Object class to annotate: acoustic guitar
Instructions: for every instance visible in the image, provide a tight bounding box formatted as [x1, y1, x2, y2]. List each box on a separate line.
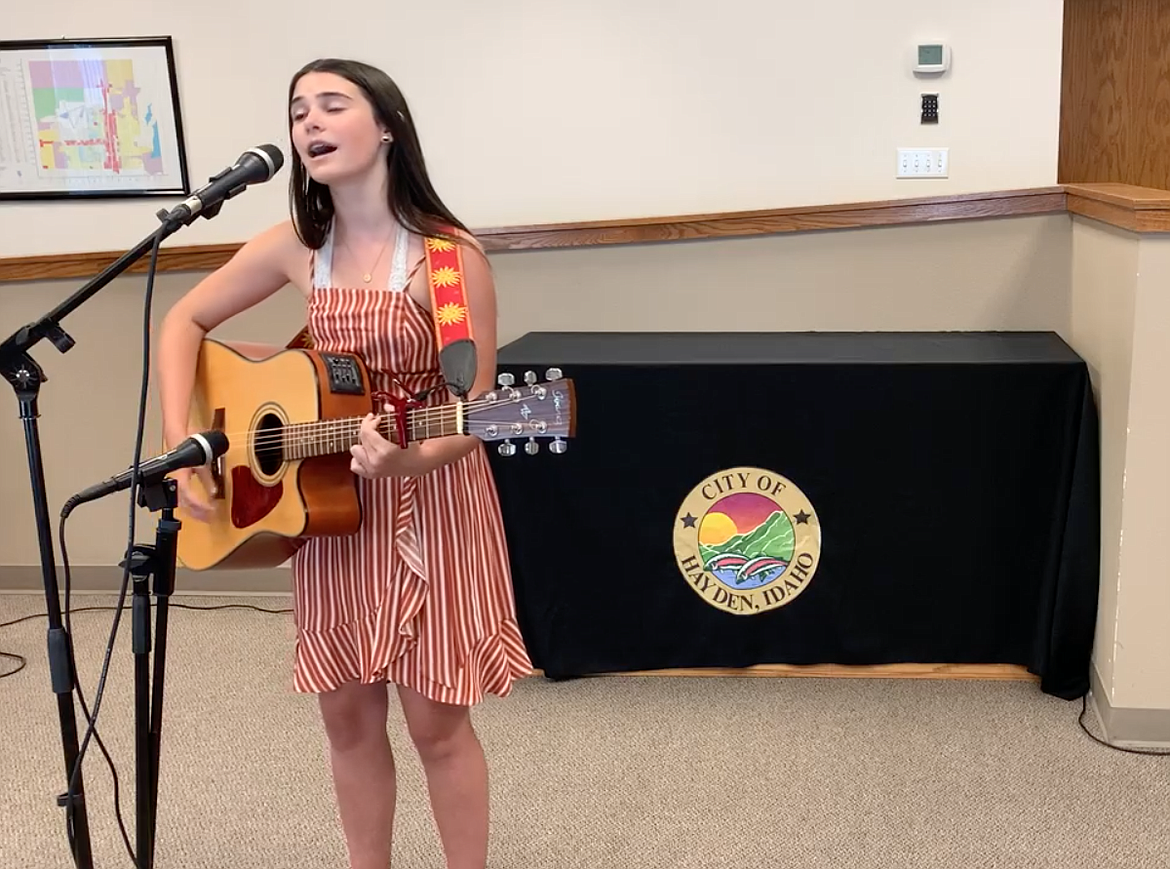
[173, 337, 575, 571]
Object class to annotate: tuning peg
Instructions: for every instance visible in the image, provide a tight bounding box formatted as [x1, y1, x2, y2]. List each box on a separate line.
[497, 373, 514, 387]
[498, 440, 516, 457]
[525, 437, 540, 455]
[545, 367, 562, 381]
[524, 370, 538, 385]
[550, 437, 567, 455]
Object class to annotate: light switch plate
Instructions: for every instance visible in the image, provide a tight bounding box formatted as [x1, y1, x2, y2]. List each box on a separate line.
[897, 148, 948, 178]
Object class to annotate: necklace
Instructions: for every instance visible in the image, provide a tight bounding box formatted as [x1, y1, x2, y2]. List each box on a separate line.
[343, 228, 394, 284]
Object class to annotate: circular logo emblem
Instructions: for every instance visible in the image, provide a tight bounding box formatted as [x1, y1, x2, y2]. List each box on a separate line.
[673, 467, 821, 615]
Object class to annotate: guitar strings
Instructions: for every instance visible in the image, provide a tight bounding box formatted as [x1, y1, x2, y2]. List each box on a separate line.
[238, 395, 519, 446]
[209, 392, 565, 450]
[247, 419, 557, 456]
[211, 397, 499, 445]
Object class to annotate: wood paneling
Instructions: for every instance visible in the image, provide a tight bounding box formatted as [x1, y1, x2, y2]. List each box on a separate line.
[0, 187, 1066, 283]
[1060, 0, 1170, 188]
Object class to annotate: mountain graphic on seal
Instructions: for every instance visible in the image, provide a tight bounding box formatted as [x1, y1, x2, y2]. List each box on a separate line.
[698, 493, 795, 590]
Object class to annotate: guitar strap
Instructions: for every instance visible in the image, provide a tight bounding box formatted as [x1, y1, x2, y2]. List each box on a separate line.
[286, 229, 478, 397]
[421, 234, 477, 398]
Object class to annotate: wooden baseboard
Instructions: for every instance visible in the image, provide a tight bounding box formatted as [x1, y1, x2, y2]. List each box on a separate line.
[0, 567, 1036, 685]
[532, 663, 1037, 682]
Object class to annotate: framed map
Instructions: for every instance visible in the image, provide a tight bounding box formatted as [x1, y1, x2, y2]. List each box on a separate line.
[0, 36, 190, 200]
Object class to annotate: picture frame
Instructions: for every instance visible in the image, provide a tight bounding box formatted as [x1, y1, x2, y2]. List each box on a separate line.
[0, 36, 190, 200]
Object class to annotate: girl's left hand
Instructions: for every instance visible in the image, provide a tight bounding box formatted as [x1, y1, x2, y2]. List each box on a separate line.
[350, 406, 433, 478]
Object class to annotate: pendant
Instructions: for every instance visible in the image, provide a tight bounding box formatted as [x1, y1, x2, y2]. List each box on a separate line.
[362, 273, 372, 283]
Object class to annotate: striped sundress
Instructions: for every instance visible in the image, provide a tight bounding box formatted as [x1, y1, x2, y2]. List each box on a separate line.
[289, 221, 532, 705]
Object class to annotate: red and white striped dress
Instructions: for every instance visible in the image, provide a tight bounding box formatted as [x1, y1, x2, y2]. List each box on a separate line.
[289, 222, 532, 705]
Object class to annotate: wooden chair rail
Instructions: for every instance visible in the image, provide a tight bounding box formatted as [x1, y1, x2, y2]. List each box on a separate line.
[1, 183, 1165, 284]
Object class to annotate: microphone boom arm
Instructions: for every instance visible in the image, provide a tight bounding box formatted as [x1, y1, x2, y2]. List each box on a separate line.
[0, 213, 184, 374]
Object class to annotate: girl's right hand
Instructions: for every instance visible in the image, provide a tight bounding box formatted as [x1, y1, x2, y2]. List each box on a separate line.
[173, 465, 217, 522]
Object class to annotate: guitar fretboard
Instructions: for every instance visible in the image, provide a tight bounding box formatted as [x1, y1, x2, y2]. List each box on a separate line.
[276, 404, 465, 461]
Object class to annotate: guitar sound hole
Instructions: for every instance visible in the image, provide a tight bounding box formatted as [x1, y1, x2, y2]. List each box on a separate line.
[255, 412, 286, 476]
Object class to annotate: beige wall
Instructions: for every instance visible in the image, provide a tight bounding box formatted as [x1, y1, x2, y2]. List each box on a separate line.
[4, 208, 1169, 741]
[1067, 219, 1139, 705]
[1, 1, 1063, 258]
[488, 216, 1072, 341]
[0, 214, 1071, 569]
[1064, 216, 1170, 732]
[1117, 236, 1170, 708]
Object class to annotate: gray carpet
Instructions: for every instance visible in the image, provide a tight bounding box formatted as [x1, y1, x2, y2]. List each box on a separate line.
[2, 592, 1168, 868]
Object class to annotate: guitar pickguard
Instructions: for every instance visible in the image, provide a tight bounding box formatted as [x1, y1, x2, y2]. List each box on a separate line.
[231, 465, 283, 529]
[320, 353, 365, 396]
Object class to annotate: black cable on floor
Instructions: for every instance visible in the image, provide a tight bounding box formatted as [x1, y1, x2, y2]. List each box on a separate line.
[0, 603, 292, 683]
[1, 598, 1165, 868]
[1077, 692, 1170, 756]
[0, 598, 292, 865]
[0, 649, 25, 678]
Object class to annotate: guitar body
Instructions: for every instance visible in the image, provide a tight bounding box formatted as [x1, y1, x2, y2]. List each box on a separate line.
[175, 338, 372, 571]
[174, 335, 577, 571]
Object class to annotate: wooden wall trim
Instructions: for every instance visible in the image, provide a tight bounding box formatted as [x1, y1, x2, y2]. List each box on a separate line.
[0, 243, 246, 284]
[1, 183, 1165, 284]
[0, 187, 1066, 283]
[473, 186, 1066, 249]
[1065, 183, 1170, 233]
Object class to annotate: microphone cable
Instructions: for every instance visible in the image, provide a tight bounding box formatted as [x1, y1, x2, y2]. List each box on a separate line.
[53, 143, 285, 838]
[55, 222, 164, 867]
[0, 598, 293, 865]
[1, 143, 287, 868]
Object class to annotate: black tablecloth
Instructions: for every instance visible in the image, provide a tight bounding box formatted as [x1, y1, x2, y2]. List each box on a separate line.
[486, 331, 1100, 700]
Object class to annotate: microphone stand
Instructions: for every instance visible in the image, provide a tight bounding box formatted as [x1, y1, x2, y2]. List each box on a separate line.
[0, 205, 208, 869]
[121, 476, 181, 869]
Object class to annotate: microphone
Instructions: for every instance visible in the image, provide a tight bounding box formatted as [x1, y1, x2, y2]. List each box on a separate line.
[161, 144, 284, 227]
[62, 430, 229, 516]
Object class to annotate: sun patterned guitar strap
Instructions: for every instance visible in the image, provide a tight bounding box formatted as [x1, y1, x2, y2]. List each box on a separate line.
[420, 234, 477, 397]
[286, 229, 478, 398]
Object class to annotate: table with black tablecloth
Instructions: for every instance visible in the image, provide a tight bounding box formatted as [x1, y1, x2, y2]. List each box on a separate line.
[486, 331, 1100, 700]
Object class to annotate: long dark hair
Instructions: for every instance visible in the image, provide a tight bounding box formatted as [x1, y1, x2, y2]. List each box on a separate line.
[287, 58, 471, 249]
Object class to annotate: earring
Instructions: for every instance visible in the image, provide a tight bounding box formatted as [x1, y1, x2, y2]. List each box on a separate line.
[381, 133, 391, 143]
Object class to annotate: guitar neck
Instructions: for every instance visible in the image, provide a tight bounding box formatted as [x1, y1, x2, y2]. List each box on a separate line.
[282, 403, 464, 461]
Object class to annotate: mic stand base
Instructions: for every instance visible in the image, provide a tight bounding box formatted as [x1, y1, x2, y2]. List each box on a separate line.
[121, 477, 181, 869]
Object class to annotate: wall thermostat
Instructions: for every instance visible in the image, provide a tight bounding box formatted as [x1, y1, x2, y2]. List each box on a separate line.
[914, 43, 951, 74]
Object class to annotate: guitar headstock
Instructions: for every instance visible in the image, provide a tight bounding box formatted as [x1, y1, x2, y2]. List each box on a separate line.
[466, 368, 575, 456]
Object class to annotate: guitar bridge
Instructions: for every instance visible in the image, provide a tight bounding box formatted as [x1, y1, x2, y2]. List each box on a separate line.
[320, 353, 365, 396]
